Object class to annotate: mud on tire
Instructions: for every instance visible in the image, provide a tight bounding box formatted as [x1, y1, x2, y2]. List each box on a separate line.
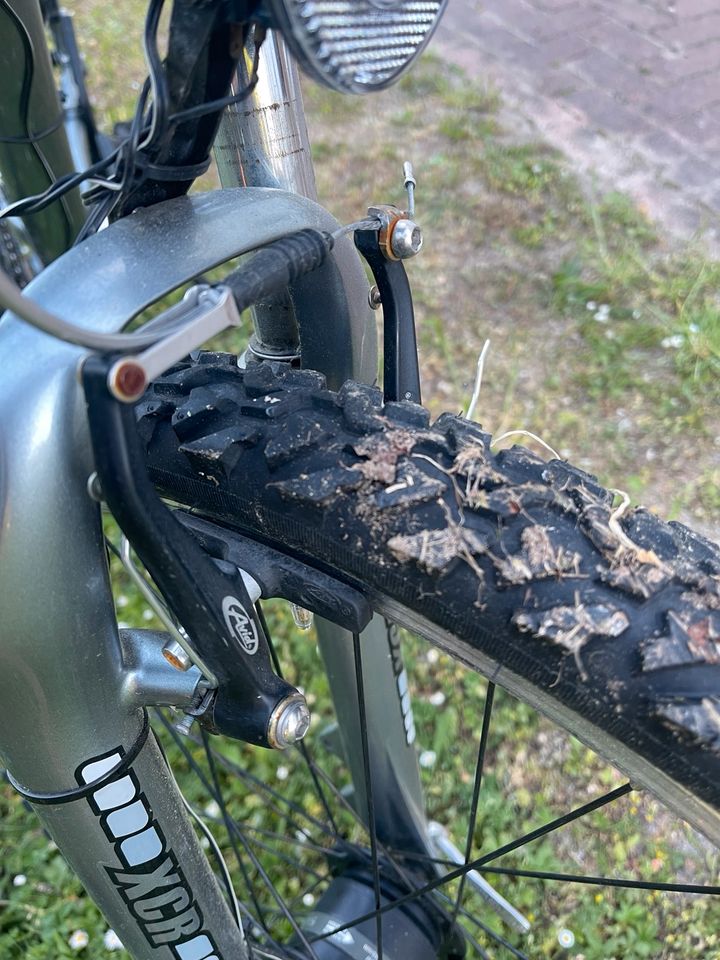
[137, 353, 720, 820]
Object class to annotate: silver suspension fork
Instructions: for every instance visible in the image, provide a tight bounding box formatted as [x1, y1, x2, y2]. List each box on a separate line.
[0, 182, 375, 960]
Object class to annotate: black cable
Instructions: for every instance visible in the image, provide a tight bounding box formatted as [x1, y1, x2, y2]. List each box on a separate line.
[142, 0, 169, 150]
[72, 190, 116, 245]
[0, 114, 64, 144]
[168, 26, 265, 127]
[1, 11, 263, 239]
[0, 0, 79, 247]
[168, 77, 260, 126]
[0, 151, 120, 220]
[7, 712, 150, 805]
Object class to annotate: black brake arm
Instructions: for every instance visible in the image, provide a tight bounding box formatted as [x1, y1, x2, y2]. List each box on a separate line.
[83, 353, 296, 747]
[354, 228, 421, 405]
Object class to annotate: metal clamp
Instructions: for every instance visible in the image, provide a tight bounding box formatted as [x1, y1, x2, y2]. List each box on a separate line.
[7, 712, 150, 806]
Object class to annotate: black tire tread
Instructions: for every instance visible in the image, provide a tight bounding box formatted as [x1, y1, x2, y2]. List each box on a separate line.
[137, 354, 720, 811]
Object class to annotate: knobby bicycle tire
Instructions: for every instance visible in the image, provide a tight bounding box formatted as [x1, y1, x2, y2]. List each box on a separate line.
[137, 353, 720, 842]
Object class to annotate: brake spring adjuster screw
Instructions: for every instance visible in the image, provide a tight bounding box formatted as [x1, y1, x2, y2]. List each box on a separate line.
[270, 695, 312, 750]
[174, 713, 196, 737]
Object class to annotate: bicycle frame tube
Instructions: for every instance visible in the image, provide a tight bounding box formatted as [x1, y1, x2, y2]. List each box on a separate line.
[0, 0, 85, 262]
[214, 29, 317, 361]
[215, 29, 317, 201]
[0, 187, 375, 959]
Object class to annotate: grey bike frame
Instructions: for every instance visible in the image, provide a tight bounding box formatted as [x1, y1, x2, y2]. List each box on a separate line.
[0, 13, 431, 960]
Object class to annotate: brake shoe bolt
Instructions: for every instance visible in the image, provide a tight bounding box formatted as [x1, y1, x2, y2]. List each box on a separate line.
[270, 696, 312, 749]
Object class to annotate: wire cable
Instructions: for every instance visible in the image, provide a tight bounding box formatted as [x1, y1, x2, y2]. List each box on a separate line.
[169, 25, 266, 127]
[140, 0, 169, 151]
[0, 264, 196, 351]
[0, 151, 120, 221]
[152, 727, 244, 930]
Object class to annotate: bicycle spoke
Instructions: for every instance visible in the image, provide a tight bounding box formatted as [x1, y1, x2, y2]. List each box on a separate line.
[437, 891, 529, 960]
[295, 709, 520, 953]
[241, 824, 351, 862]
[211, 749, 336, 843]
[228, 829, 328, 883]
[452, 681, 495, 924]
[158, 710, 338, 843]
[386, 849, 461, 869]
[257, 602, 339, 833]
[201, 730, 321, 959]
[158, 713, 325, 953]
[457, 927, 492, 960]
[309, 783, 632, 943]
[476, 865, 720, 895]
[474, 782, 633, 866]
[352, 631, 383, 960]
[159, 713, 268, 925]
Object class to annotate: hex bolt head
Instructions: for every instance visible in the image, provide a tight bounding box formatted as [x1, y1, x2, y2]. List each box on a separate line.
[86, 471, 103, 502]
[271, 697, 312, 749]
[391, 219, 423, 259]
[368, 285, 382, 310]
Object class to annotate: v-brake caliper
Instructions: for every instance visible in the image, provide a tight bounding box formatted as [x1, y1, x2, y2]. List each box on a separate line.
[81, 228, 372, 749]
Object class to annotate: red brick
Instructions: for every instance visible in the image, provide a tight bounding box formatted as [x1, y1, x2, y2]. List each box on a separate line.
[674, 154, 720, 188]
[565, 87, 652, 134]
[580, 17, 671, 60]
[532, 0, 584, 9]
[595, 2, 676, 34]
[477, 0, 600, 42]
[671, 104, 720, 146]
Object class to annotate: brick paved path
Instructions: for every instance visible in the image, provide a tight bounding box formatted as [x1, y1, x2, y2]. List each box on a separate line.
[435, 0, 720, 242]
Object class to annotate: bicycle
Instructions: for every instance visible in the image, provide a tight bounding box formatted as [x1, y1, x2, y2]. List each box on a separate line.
[1, 1, 720, 958]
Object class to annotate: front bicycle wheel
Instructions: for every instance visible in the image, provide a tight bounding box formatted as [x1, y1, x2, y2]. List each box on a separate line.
[135, 353, 720, 957]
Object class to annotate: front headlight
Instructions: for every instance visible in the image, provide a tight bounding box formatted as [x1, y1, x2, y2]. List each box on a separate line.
[267, 0, 448, 94]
